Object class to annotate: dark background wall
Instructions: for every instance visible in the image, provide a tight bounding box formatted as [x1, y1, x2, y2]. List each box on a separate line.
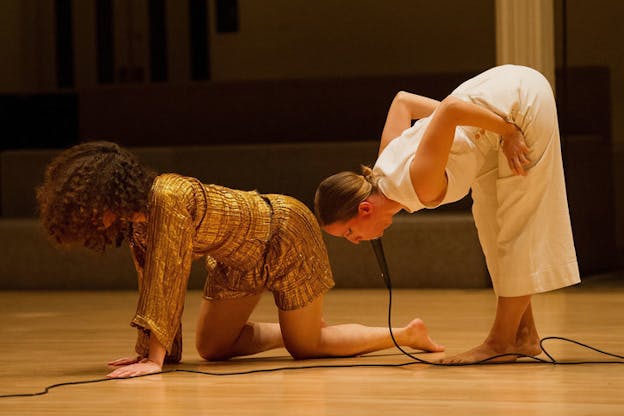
[0, 0, 621, 278]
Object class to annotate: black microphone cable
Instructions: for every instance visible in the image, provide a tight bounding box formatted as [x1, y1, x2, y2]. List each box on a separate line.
[369, 237, 624, 366]
[1, 239, 621, 399]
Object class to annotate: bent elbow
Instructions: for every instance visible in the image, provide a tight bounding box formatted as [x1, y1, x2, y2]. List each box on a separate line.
[393, 91, 409, 107]
[410, 162, 447, 206]
[418, 193, 444, 207]
[414, 186, 444, 206]
[437, 96, 463, 123]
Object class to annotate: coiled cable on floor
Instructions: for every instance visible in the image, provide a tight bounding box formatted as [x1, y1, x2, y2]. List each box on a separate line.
[369, 238, 623, 366]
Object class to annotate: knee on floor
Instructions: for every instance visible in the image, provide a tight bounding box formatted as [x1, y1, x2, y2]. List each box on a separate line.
[196, 342, 234, 361]
[284, 342, 324, 360]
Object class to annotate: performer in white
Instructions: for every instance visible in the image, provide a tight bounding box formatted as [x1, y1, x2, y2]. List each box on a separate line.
[315, 65, 580, 363]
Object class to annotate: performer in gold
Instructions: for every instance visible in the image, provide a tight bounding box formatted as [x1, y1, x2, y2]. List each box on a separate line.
[37, 141, 443, 378]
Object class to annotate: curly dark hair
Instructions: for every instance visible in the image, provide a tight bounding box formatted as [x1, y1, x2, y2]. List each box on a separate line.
[36, 141, 157, 252]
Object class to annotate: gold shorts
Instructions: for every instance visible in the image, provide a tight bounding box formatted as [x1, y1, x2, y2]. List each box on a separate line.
[203, 194, 335, 310]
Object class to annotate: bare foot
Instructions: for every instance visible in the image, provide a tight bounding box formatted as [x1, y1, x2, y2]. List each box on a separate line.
[439, 340, 541, 365]
[401, 318, 445, 352]
[517, 341, 542, 357]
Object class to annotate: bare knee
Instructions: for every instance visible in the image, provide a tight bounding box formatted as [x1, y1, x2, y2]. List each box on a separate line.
[286, 347, 318, 360]
[284, 341, 325, 360]
[196, 341, 234, 361]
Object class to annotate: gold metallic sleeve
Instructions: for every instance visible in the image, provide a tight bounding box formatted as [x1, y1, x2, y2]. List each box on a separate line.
[129, 242, 183, 362]
[130, 175, 196, 354]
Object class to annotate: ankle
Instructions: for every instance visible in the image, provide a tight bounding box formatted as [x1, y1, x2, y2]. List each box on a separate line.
[483, 337, 514, 353]
[515, 326, 540, 345]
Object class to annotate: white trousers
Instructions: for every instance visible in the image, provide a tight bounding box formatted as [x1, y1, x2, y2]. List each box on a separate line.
[453, 65, 580, 297]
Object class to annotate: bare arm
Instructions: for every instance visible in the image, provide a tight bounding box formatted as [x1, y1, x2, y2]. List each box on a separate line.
[409, 96, 523, 204]
[378, 91, 440, 155]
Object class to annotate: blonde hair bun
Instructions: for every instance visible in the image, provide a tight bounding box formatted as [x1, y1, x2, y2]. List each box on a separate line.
[360, 165, 377, 184]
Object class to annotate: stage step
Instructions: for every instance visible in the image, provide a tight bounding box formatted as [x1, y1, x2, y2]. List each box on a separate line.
[1, 142, 469, 218]
[0, 215, 488, 290]
[1, 143, 485, 290]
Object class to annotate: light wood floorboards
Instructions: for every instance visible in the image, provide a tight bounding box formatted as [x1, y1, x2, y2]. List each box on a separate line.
[1, 285, 623, 415]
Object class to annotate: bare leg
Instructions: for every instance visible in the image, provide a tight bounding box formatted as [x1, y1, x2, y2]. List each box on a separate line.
[278, 295, 444, 359]
[195, 295, 284, 361]
[441, 295, 536, 364]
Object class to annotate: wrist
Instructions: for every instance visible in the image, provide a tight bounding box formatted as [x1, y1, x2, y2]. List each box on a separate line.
[148, 333, 167, 367]
[147, 354, 165, 367]
[501, 120, 519, 137]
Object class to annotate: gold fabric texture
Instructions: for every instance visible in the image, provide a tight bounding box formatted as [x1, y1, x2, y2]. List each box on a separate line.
[128, 174, 334, 358]
[203, 193, 335, 310]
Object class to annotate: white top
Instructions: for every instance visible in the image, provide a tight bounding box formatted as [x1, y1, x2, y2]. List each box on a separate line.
[373, 115, 488, 213]
[372, 65, 580, 298]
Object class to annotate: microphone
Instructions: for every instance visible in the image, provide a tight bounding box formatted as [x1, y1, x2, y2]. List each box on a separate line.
[370, 238, 392, 289]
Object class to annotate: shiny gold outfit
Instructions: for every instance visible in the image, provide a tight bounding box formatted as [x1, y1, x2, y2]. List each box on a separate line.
[129, 174, 334, 362]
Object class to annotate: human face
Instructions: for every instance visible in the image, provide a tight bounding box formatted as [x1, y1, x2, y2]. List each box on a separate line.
[322, 202, 393, 244]
[102, 210, 117, 229]
[101, 211, 147, 229]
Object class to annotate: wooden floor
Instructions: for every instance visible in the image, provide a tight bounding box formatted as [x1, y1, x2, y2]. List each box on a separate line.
[1, 280, 623, 415]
